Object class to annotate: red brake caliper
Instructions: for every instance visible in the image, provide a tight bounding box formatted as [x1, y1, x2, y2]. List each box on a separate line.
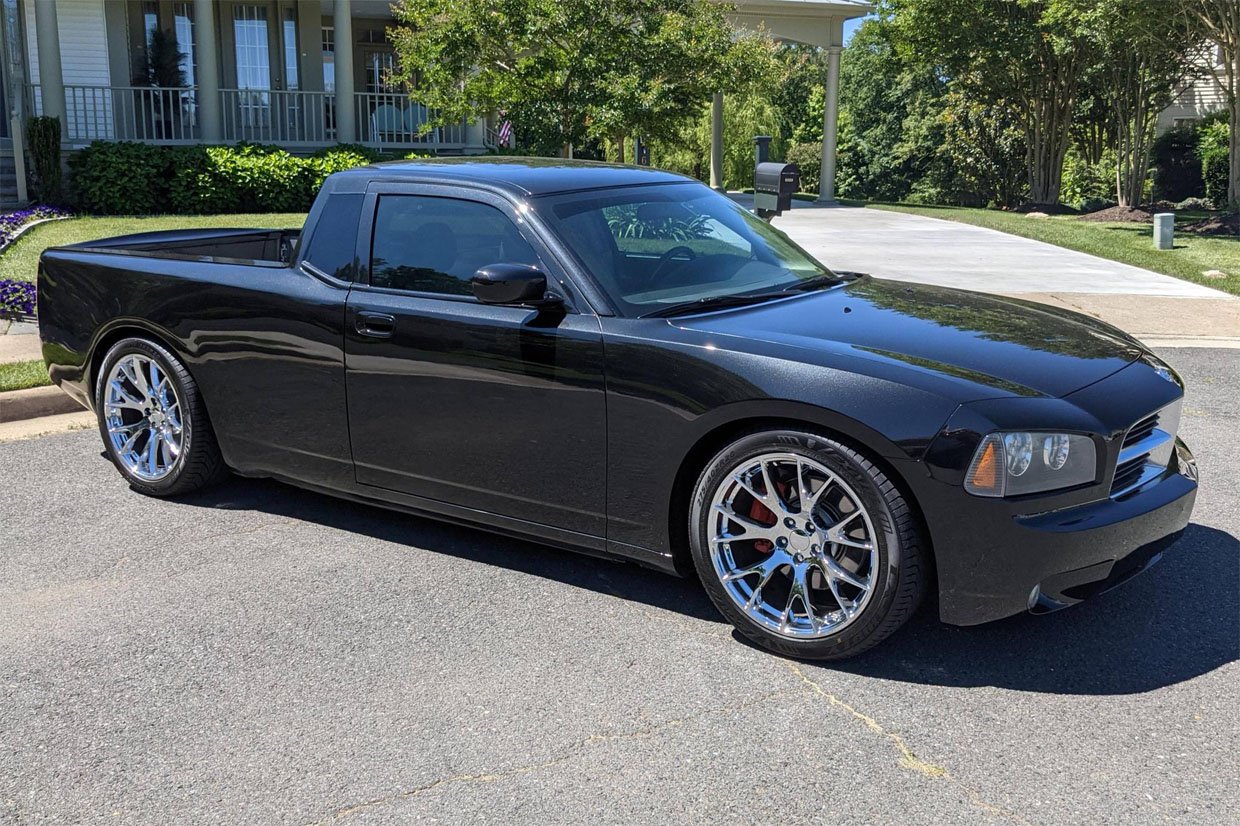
[749, 482, 784, 555]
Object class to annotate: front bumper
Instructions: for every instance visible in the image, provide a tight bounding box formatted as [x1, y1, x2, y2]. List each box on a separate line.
[924, 439, 1197, 626]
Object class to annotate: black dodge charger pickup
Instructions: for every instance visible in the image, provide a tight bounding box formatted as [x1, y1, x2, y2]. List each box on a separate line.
[37, 158, 1198, 660]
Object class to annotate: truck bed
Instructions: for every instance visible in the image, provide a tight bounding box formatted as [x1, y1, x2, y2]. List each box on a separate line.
[62, 227, 301, 267]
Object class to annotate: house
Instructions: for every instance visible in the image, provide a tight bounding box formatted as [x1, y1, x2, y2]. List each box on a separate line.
[0, 0, 871, 206]
[1157, 43, 1230, 133]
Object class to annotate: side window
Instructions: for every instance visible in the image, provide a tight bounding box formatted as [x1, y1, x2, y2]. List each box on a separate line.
[302, 192, 364, 280]
[370, 195, 540, 296]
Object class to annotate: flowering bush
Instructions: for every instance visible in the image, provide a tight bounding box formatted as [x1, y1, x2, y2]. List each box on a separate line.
[0, 279, 36, 318]
[0, 205, 71, 250]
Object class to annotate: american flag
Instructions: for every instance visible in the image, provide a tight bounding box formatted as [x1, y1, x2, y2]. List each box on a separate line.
[497, 117, 513, 147]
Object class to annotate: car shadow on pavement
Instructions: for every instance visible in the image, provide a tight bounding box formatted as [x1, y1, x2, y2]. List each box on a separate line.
[185, 478, 1237, 696]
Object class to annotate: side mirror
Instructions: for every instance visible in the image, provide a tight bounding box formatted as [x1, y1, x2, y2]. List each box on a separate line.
[471, 263, 562, 308]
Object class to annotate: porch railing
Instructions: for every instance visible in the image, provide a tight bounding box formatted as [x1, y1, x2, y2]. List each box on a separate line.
[220, 88, 334, 146]
[28, 84, 481, 152]
[355, 92, 468, 149]
[31, 84, 199, 143]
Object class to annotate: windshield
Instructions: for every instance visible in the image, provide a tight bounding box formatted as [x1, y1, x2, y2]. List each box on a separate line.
[533, 182, 837, 317]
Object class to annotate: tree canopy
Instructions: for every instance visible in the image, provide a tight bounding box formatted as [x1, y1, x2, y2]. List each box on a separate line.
[388, 0, 776, 158]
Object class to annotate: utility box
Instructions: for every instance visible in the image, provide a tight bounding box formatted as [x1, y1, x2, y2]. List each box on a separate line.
[754, 162, 801, 220]
[1153, 213, 1174, 250]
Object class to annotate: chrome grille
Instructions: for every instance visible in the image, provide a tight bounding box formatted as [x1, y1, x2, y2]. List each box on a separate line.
[1110, 400, 1181, 498]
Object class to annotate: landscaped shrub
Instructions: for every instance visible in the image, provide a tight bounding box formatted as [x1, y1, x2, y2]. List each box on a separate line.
[1151, 126, 1204, 203]
[1061, 148, 1115, 210]
[70, 141, 171, 214]
[1078, 196, 1117, 214]
[0, 279, 36, 318]
[26, 116, 63, 204]
[73, 141, 377, 215]
[1195, 114, 1230, 209]
[784, 142, 821, 195]
[1174, 196, 1212, 212]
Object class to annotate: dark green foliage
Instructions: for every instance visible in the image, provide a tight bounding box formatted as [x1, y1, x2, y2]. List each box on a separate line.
[784, 143, 822, 194]
[69, 141, 167, 214]
[1197, 115, 1231, 209]
[133, 27, 187, 87]
[69, 142, 376, 215]
[26, 116, 63, 204]
[1151, 126, 1204, 203]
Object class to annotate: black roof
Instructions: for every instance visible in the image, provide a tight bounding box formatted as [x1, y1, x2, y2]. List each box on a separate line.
[342, 156, 693, 197]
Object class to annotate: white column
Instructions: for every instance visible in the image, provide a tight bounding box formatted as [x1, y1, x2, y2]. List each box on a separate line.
[31, 0, 64, 128]
[333, 0, 356, 143]
[710, 92, 724, 191]
[193, 0, 221, 142]
[818, 32, 843, 203]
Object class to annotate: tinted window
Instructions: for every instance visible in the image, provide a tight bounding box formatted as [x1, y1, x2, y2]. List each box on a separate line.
[302, 192, 363, 280]
[370, 195, 540, 295]
[535, 183, 832, 317]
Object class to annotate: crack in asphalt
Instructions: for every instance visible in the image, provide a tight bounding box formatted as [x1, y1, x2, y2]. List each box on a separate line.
[786, 662, 1031, 824]
[302, 687, 795, 825]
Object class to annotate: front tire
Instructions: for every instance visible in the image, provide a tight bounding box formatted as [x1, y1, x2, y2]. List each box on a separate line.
[688, 429, 925, 660]
[95, 337, 228, 497]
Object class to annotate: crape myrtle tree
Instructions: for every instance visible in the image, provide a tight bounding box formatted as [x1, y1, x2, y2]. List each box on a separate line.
[1089, 0, 1205, 208]
[388, 0, 776, 160]
[892, 0, 1098, 207]
[1186, 0, 1240, 211]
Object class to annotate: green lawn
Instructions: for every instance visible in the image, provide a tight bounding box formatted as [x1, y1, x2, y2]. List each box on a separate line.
[0, 213, 307, 283]
[0, 359, 51, 392]
[866, 203, 1240, 297]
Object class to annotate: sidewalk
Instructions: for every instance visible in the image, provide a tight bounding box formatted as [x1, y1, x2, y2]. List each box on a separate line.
[0, 325, 41, 365]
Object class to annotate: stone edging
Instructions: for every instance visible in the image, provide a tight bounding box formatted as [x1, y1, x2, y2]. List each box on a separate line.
[0, 385, 85, 423]
[0, 214, 72, 258]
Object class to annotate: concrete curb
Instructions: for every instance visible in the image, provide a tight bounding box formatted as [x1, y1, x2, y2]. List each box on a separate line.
[0, 385, 87, 424]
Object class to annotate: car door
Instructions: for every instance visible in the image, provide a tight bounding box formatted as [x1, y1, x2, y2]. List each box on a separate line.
[344, 182, 608, 538]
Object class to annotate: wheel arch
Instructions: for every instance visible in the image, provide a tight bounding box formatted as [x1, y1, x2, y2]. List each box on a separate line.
[88, 321, 192, 405]
[666, 410, 936, 591]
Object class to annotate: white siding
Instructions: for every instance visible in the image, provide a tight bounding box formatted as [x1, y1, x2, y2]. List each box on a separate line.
[25, 0, 114, 140]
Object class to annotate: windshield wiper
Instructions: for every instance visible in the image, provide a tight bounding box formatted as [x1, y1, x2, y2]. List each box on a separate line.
[783, 272, 855, 292]
[641, 291, 789, 318]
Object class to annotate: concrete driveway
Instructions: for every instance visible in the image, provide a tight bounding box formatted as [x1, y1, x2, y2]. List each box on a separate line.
[2, 345, 1237, 825]
[737, 198, 1240, 344]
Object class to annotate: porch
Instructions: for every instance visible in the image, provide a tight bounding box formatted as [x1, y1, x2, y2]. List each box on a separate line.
[28, 84, 479, 152]
[18, 0, 492, 155]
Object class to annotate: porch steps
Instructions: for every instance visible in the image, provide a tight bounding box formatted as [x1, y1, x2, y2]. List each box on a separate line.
[0, 153, 19, 205]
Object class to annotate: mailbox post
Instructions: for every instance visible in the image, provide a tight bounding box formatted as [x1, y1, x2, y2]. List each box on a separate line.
[753, 162, 801, 221]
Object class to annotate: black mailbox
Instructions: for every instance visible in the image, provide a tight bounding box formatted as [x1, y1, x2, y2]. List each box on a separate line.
[753, 161, 801, 220]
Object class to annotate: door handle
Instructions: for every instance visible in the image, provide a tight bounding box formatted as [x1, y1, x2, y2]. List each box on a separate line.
[355, 311, 396, 338]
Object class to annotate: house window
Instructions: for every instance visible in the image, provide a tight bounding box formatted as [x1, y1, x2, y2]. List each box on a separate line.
[321, 26, 336, 132]
[282, 8, 299, 91]
[365, 51, 397, 94]
[234, 4, 271, 127]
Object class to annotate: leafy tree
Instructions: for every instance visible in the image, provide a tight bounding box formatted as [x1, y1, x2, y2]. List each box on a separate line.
[834, 17, 948, 202]
[1185, 0, 1240, 210]
[650, 92, 783, 189]
[1089, 0, 1205, 207]
[388, 0, 774, 159]
[892, 0, 1098, 206]
[771, 43, 830, 144]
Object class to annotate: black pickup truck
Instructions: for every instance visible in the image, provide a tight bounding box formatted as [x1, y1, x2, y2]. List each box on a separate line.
[38, 158, 1197, 660]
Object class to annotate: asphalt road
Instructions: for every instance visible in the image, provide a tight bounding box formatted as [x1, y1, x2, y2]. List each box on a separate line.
[2, 347, 1237, 825]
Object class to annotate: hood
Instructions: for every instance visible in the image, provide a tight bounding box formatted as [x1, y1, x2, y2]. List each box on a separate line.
[674, 277, 1144, 400]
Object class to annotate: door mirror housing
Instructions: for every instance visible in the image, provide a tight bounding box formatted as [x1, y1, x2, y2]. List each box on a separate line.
[471, 263, 562, 308]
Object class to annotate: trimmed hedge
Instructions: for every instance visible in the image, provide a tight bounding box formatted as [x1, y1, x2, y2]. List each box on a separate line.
[69, 141, 428, 215]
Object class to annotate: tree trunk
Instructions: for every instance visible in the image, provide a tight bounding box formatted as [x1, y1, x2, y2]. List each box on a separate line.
[1231, 63, 1240, 211]
[614, 134, 626, 164]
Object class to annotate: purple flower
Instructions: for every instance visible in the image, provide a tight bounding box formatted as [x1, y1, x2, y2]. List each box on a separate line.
[0, 279, 36, 318]
[0, 204, 72, 250]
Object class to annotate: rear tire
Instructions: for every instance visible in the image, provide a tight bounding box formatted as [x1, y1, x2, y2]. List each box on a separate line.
[688, 429, 925, 660]
[95, 337, 229, 497]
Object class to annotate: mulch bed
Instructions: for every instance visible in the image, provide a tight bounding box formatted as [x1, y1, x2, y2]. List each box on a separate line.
[1179, 213, 1239, 236]
[1078, 206, 1153, 223]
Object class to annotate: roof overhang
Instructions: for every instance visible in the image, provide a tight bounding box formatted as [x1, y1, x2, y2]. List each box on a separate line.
[728, 0, 873, 48]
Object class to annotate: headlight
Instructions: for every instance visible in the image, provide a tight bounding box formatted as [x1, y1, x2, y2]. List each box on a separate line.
[965, 432, 1097, 497]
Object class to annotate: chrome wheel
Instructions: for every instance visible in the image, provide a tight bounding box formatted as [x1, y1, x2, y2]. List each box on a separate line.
[708, 452, 879, 639]
[103, 353, 184, 482]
